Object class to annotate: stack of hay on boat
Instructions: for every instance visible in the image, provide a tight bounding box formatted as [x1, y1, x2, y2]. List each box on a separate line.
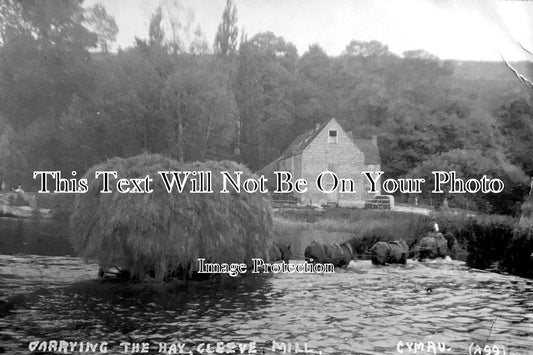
[70, 154, 274, 282]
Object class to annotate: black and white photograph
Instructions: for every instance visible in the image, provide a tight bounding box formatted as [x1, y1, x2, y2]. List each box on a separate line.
[0, 0, 532, 354]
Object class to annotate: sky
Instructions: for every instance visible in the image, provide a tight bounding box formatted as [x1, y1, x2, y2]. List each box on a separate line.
[85, 0, 533, 61]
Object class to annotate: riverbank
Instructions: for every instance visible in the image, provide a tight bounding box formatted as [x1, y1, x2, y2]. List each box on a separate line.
[0, 192, 54, 219]
[272, 207, 533, 279]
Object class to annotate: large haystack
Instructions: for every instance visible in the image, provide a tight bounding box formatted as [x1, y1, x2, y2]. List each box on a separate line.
[70, 154, 274, 281]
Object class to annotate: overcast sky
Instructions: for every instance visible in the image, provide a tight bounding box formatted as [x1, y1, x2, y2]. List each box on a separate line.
[85, 0, 533, 61]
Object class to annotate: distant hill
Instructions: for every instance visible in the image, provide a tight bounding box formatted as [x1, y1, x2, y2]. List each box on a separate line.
[441, 60, 532, 112]
[451, 60, 532, 82]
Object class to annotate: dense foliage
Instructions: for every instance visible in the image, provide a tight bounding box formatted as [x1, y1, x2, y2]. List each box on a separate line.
[438, 213, 533, 278]
[1, 0, 532, 214]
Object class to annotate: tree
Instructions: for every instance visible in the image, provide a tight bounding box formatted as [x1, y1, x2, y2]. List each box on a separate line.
[325, 41, 394, 132]
[85, 4, 118, 53]
[292, 45, 332, 133]
[407, 149, 528, 214]
[214, 0, 238, 56]
[162, 61, 239, 162]
[0, 0, 98, 128]
[246, 32, 298, 72]
[297, 44, 330, 83]
[344, 40, 391, 57]
[235, 33, 299, 169]
[494, 97, 533, 176]
[189, 25, 209, 55]
[0, 117, 26, 186]
[136, 2, 209, 56]
[148, 7, 165, 48]
[161, 0, 208, 55]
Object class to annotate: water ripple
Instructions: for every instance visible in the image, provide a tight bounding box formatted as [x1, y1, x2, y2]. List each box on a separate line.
[1, 256, 532, 354]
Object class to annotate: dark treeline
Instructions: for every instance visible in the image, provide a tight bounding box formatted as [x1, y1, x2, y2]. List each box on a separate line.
[0, 0, 532, 214]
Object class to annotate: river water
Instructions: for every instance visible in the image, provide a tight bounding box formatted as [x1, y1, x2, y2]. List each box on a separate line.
[0, 218, 532, 355]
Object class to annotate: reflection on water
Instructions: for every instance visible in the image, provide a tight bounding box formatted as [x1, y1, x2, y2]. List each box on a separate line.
[0, 219, 532, 354]
[0, 217, 72, 256]
[1, 255, 532, 355]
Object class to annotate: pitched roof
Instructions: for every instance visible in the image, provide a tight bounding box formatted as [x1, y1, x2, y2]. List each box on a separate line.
[280, 124, 323, 159]
[279, 119, 381, 165]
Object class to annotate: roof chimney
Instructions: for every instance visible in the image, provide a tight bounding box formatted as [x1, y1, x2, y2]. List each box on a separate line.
[315, 122, 321, 131]
[371, 135, 378, 145]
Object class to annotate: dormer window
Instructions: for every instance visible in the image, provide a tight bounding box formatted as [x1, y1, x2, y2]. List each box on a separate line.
[328, 129, 338, 143]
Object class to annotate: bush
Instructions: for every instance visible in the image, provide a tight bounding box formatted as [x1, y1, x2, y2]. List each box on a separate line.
[435, 213, 533, 277]
[462, 218, 515, 269]
[502, 228, 533, 278]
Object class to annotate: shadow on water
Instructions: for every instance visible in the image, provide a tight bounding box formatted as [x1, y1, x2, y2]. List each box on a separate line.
[61, 274, 278, 314]
[1, 273, 279, 354]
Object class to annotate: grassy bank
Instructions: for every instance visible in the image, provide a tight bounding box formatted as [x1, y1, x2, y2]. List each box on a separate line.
[273, 207, 532, 278]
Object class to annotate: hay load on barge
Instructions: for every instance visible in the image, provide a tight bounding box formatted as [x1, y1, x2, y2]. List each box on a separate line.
[70, 154, 277, 283]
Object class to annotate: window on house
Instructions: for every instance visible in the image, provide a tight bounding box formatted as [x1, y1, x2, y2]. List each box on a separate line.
[328, 129, 338, 143]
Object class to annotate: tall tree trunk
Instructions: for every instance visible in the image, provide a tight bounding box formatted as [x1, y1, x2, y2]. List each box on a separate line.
[236, 118, 241, 162]
[178, 120, 184, 163]
[202, 114, 213, 160]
